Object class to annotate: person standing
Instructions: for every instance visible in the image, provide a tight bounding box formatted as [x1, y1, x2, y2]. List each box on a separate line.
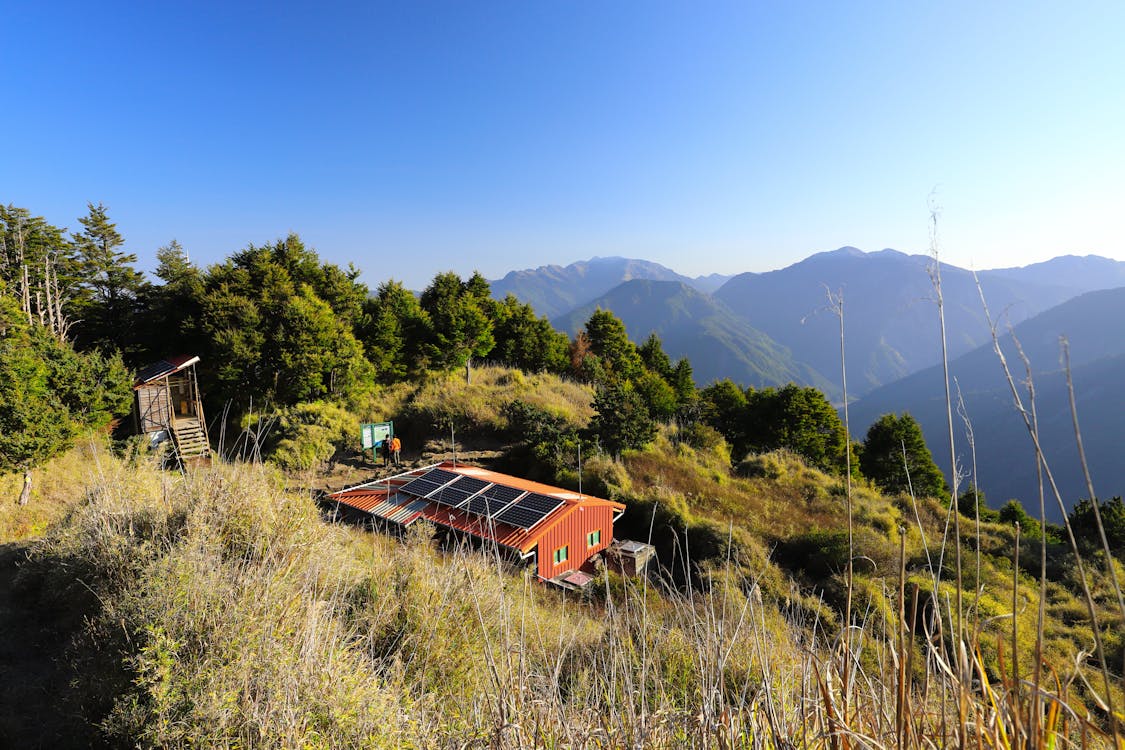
[391, 435, 402, 466]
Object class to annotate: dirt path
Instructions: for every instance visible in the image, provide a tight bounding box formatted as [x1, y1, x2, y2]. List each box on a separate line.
[313, 443, 506, 494]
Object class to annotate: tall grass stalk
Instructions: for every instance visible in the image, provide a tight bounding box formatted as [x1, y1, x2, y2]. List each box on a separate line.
[927, 208, 967, 742]
[824, 284, 856, 724]
[973, 271, 1121, 738]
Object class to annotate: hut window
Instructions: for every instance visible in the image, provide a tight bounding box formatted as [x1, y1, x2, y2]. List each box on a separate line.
[586, 529, 601, 548]
[553, 545, 569, 565]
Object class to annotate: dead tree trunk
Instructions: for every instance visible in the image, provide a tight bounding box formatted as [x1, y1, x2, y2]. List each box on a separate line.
[18, 470, 32, 506]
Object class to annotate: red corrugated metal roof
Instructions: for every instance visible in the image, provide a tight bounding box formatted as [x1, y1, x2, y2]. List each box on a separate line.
[329, 461, 625, 555]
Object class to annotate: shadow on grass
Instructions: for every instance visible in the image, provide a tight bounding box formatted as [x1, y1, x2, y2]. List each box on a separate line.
[0, 542, 121, 748]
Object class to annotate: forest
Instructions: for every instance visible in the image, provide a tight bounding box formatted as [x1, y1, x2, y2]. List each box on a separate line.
[0, 203, 925, 497]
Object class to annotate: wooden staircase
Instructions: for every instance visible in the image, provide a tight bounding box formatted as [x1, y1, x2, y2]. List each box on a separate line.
[171, 417, 211, 464]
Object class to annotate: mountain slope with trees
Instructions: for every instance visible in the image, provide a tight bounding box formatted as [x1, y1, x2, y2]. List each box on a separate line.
[850, 286, 1125, 519]
[553, 279, 837, 395]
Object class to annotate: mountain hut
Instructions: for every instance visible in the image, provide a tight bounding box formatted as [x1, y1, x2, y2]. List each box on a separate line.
[133, 355, 211, 465]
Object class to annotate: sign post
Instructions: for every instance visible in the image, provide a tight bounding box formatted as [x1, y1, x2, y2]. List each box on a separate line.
[360, 421, 394, 464]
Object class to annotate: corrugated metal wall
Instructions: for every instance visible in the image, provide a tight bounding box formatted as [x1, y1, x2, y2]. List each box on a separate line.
[536, 505, 615, 579]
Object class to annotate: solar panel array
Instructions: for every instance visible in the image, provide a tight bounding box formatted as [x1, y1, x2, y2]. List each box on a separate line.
[394, 468, 567, 530]
[494, 492, 564, 530]
[398, 467, 461, 498]
[429, 475, 490, 508]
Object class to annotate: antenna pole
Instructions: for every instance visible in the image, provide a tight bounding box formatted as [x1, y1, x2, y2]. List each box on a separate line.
[451, 423, 456, 465]
[578, 442, 583, 497]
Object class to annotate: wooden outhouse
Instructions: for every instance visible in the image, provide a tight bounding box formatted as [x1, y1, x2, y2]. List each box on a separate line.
[133, 355, 211, 465]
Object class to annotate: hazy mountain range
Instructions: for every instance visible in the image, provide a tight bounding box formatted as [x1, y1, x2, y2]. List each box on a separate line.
[491, 256, 732, 319]
[490, 250, 1125, 515]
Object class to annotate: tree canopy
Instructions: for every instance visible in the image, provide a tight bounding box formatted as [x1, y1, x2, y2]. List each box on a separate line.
[589, 381, 656, 456]
[859, 412, 947, 499]
[1069, 496, 1125, 559]
[744, 384, 850, 474]
[199, 234, 374, 407]
[0, 290, 131, 476]
[419, 271, 495, 380]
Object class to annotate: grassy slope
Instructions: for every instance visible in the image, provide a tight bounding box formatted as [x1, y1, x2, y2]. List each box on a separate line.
[2, 371, 1124, 746]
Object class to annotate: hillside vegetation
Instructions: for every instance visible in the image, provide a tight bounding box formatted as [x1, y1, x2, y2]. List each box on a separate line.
[3, 203, 1125, 747]
[4, 417, 1125, 747]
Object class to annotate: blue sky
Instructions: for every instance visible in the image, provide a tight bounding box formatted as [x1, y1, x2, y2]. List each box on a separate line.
[3, 1, 1123, 289]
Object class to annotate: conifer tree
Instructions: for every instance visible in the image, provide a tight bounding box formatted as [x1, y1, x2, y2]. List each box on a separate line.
[0, 290, 131, 502]
[582, 308, 642, 382]
[860, 412, 946, 498]
[590, 381, 656, 455]
[490, 294, 569, 373]
[72, 202, 146, 355]
[361, 280, 430, 381]
[419, 271, 495, 382]
[0, 205, 82, 338]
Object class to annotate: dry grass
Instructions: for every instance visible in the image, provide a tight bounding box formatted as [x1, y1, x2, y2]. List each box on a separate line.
[2, 425, 1122, 746]
[396, 364, 595, 434]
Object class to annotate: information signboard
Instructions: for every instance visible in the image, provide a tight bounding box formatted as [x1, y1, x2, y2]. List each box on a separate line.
[360, 421, 394, 461]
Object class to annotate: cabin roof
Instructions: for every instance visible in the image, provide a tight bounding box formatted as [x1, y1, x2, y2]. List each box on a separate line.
[330, 461, 625, 555]
[135, 355, 201, 387]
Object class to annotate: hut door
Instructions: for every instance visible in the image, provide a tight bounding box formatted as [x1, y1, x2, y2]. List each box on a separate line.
[137, 385, 171, 433]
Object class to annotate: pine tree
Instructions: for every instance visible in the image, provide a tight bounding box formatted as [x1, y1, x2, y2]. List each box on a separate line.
[200, 235, 373, 408]
[582, 308, 642, 382]
[0, 205, 81, 338]
[72, 202, 146, 355]
[419, 271, 495, 382]
[589, 381, 656, 455]
[859, 412, 947, 498]
[1, 291, 131, 502]
[490, 294, 569, 373]
[745, 384, 850, 474]
[360, 280, 430, 381]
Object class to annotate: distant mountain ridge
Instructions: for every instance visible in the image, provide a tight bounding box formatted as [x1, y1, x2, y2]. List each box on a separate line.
[551, 279, 838, 397]
[980, 254, 1125, 294]
[491, 248, 1125, 401]
[713, 247, 1094, 397]
[490, 256, 729, 319]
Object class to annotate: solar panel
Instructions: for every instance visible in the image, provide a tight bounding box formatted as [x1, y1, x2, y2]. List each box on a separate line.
[449, 475, 490, 495]
[480, 484, 525, 505]
[424, 468, 462, 485]
[397, 476, 444, 497]
[493, 504, 548, 530]
[494, 493, 565, 530]
[462, 483, 525, 519]
[429, 476, 490, 508]
[514, 492, 565, 516]
[465, 493, 509, 517]
[398, 467, 461, 498]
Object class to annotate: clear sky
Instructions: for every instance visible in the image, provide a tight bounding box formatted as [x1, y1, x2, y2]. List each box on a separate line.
[3, 1, 1123, 289]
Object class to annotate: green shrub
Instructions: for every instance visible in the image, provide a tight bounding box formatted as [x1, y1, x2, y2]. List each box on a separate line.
[263, 401, 359, 471]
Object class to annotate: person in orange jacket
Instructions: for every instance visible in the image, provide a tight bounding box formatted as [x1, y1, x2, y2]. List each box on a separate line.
[391, 435, 402, 466]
